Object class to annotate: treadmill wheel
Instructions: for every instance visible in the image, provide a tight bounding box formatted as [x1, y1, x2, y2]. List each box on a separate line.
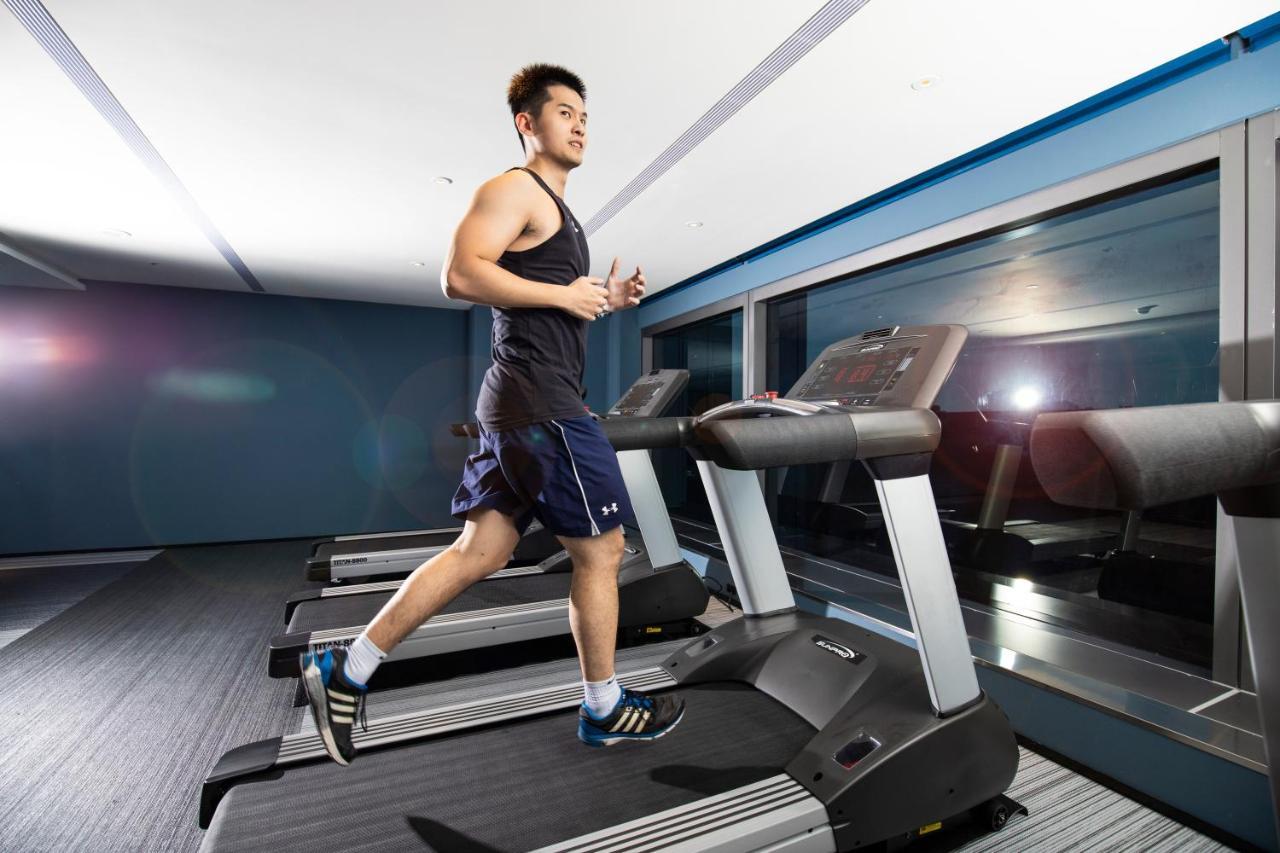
[973, 798, 1010, 832]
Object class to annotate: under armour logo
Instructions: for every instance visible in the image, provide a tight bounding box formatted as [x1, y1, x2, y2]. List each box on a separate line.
[601, 502, 619, 516]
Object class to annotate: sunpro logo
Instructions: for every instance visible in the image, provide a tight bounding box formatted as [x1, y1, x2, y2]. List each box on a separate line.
[812, 635, 865, 664]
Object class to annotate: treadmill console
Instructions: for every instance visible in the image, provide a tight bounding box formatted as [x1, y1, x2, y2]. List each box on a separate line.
[605, 369, 689, 418]
[696, 325, 967, 424]
[789, 325, 967, 411]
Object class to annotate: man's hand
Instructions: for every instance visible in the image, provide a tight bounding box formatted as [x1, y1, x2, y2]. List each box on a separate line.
[604, 258, 646, 311]
[558, 275, 609, 320]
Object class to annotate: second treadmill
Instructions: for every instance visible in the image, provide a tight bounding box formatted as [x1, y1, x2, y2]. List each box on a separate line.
[268, 369, 711, 678]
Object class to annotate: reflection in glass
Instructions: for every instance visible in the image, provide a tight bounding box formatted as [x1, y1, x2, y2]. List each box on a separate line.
[651, 310, 743, 523]
[765, 168, 1220, 670]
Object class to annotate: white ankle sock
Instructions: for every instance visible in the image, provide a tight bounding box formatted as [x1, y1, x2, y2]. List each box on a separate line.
[343, 635, 386, 686]
[583, 674, 622, 718]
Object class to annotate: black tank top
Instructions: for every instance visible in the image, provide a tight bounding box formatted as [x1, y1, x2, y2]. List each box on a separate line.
[476, 167, 592, 431]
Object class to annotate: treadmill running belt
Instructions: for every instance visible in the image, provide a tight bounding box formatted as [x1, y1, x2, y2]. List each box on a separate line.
[202, 683, 814, 852]
[286, 574, 576, 634]
[313, 532, 454, 559]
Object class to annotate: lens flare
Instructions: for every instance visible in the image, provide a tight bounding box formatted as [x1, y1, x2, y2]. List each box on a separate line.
[1012, 386, 1042, 410]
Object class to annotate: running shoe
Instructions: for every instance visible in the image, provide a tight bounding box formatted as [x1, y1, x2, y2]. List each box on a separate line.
[578, 688, 685, 747]
[300, 646, 368, 765]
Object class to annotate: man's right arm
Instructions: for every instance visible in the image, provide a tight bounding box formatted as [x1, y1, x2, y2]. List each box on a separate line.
[441, 175, 606, 320]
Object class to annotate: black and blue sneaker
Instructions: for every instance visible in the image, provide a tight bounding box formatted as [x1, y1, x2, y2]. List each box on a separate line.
[578, 688, 685, 747]
[300, 646, 368, 765]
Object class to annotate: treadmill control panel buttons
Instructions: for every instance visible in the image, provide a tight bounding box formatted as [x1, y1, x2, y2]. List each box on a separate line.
[812, 635, 866, 664]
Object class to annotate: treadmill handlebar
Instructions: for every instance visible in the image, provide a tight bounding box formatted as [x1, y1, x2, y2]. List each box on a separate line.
[691, 407, 941, 471]
[697, 397, 827, 421]
[597, 415, 695, 451]
[1030, 401, 1280, 515]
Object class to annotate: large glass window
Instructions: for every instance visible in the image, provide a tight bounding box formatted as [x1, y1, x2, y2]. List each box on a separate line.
[765, 167, 1220, 669]
[651, 309, 743, 524]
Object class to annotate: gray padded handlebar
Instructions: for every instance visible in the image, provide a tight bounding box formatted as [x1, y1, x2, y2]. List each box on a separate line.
[1029, 401, 1280, 511]
[597, 416, 695, 451]
[694, 408, 941, 471]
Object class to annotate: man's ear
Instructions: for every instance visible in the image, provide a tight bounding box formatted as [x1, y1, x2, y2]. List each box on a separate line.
[515, 112, 536, 138]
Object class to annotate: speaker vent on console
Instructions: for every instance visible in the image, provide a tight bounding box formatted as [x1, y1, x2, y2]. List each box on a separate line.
[860, 327, 899, 340]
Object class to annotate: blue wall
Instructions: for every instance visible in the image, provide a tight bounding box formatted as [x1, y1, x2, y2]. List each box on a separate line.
[637, 27, 1280, 331]
[0, 280, 472, 555]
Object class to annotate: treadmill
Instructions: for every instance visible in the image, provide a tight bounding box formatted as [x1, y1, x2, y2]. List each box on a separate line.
[200, 324, 1023, 851]
[268, 369, 711, 678]
[304, 423, 560, 584]
[1028, 400, 1280, 849]
[305, 519, 560, 582]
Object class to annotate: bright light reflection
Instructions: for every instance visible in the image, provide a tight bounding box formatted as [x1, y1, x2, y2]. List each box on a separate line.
[1012, 386, 1042, 410]
[1003, 576, 1037, 611]
[998, 647, 1019, 670]
[0, 333, 82, 366]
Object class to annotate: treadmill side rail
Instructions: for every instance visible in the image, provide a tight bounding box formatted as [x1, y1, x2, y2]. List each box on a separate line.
[280, 667, 678, 764]
[199, 737, 283, 829]
[529, 774, 834, 853]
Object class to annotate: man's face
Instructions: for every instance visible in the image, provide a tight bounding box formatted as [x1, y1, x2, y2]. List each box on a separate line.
[525, 84, 587, 166]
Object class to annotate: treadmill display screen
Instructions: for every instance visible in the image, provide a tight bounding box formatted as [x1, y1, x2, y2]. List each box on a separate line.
[797, 345, 918, 402]
[609, 381, 661, 416]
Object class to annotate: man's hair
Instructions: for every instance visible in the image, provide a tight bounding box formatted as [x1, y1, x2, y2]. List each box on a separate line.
[507, 63, 587, 150]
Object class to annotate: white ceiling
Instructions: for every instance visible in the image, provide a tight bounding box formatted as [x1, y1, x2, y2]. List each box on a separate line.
[1, 1, 1274, 309]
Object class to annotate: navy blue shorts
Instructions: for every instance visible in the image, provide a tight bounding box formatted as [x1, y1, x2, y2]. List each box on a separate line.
[451, 416, 634, 539]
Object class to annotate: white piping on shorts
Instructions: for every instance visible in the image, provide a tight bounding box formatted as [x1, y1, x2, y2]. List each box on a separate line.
[550, 420, 601, 537]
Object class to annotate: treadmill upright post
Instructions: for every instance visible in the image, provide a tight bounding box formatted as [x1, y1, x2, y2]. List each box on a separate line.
[1229, 512, 1280, 845]
[873, 473, 982, 716]
[616, 448, 684, 569]
[696, 460, 798, 616]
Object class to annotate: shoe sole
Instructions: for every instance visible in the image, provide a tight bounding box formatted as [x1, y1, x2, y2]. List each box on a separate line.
[579, 705, 686, 748]
[301, 653, 350, 767]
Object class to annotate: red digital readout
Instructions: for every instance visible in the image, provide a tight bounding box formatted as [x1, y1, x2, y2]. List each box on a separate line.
[847, 364, 876, 384]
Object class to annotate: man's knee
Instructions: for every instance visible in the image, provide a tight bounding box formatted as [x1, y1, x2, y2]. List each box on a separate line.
[568, 527, 626, 572]
[449, 511, 519, 575]
[447, 537, 510, 576]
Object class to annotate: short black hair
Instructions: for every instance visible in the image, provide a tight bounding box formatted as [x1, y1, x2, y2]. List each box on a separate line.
[507, 63, 586, 150]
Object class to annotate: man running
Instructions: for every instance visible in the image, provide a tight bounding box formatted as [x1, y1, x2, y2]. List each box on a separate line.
[301, 63, 685, 764]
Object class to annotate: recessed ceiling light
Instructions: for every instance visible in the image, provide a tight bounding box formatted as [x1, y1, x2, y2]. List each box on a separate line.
[433, 176, 453, 185]
[1025, 284, 1039, 289]
[685, 221, 704, 229]
[102, 228, 132, 238]
[410, 261, 426, 267]
[910, 75, 942, 92]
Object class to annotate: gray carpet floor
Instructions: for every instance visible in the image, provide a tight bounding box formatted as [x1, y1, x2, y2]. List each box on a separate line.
[0, 562, 138, 650]
[0, 542, 312, 853]
[957, 748, 1231, 852]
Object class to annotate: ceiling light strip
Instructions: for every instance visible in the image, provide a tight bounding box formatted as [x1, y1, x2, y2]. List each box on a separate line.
[3, 0, 267, 293]
[584, 0, 871, 237]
